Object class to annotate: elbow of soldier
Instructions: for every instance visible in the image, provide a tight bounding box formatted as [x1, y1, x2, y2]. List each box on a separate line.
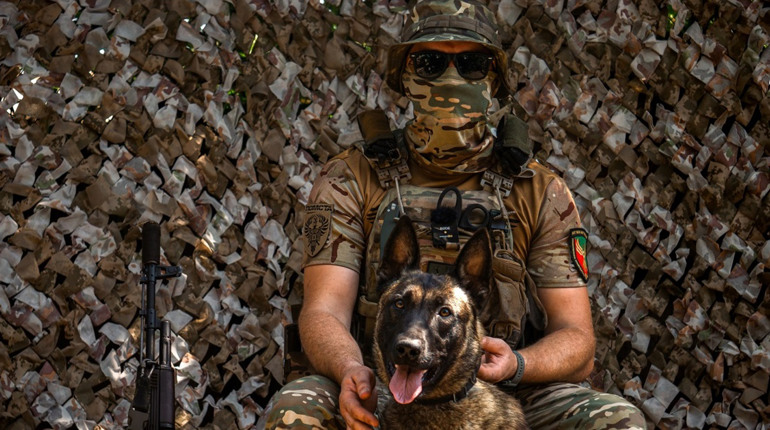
[297, 309, 321, 351]
[576, 333, 596, 381]
[578, 357, 595, 381]
[566, 353, 595, 383]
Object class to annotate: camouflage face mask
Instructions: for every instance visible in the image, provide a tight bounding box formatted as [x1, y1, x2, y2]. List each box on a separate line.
[402, 62, 497, 172]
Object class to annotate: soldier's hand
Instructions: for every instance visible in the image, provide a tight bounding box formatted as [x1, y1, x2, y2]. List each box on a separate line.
[478, 336, 518, 383]
[339, 364, 379, 430]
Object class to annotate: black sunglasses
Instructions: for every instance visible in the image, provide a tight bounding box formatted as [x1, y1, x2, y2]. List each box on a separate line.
[409, 50, 494, 80]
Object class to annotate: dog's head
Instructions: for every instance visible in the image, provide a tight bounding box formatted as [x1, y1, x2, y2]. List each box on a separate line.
[373, 216, 492, 405]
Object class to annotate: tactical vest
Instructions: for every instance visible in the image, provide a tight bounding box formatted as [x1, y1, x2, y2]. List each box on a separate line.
[347, 110, 549, 358]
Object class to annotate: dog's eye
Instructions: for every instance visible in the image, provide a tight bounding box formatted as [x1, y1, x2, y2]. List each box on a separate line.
[438, 307, 452, 317]
[394, 299, 405, 309]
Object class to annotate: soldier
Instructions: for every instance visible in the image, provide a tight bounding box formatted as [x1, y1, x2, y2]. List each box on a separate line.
[259, 0, 647, 429]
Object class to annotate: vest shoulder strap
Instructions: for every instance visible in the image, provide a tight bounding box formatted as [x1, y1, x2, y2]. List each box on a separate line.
[493, 112, 532, 176]
[355, 110, 411, 189]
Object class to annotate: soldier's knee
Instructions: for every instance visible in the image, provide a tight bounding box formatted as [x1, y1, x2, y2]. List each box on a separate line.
[582, 393, 647, 430]
[259, 375, 343, 429]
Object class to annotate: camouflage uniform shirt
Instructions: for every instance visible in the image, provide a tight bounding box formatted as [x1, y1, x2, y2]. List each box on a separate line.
[301, 140, 587, 290]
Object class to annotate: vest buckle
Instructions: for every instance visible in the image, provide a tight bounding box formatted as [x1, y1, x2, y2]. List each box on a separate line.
[480, 171, 513, 196]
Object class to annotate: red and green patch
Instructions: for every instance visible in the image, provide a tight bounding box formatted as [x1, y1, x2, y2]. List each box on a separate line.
[568, 228, 588, 282]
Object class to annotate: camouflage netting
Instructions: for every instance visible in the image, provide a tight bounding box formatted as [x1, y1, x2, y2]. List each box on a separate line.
[0, 0, 768, 428]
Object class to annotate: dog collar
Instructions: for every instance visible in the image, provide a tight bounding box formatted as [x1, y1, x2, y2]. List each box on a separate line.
[413, 373, 477, 406]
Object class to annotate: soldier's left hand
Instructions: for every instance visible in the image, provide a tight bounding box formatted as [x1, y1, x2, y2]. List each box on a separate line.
[477, 336, 518, 383]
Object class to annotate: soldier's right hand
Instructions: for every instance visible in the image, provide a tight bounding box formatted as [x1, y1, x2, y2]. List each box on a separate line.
[339, 364, 379, 430]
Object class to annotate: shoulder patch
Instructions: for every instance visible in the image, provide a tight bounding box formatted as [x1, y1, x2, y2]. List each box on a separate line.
[303, 204, 333, 257]
[568, 228, 588, 282]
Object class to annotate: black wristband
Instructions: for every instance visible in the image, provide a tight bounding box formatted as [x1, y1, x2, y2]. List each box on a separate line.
[498, 350, 525, 388]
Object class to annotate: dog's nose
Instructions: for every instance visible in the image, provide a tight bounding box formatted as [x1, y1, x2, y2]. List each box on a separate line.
[395, 338, 422, 361]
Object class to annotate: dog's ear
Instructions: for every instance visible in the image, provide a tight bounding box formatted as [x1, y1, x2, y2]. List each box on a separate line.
[377, 216, 420, 291]
[455, 228, 493, 310]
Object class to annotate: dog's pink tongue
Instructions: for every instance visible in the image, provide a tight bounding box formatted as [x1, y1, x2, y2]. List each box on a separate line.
[390, 365, 426, 404]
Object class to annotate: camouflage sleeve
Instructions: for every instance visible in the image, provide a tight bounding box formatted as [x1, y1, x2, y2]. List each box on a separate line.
[527, 177, 588, 288]
[301, 157, 366, 273]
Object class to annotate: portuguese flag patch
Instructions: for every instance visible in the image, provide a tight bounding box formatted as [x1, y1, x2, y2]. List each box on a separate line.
[568, 228, 589, 282]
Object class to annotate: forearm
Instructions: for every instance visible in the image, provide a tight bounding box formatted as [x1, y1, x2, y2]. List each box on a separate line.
[297, 264, 363, 383]
[518, 325, 595, 384]
[299, 308, 364, 384]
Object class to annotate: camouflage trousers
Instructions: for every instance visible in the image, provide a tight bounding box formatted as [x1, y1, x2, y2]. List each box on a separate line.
[257, 375, 648, 429]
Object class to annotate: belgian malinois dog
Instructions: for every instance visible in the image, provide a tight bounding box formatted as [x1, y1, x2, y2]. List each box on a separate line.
[373, 216, 528, 429]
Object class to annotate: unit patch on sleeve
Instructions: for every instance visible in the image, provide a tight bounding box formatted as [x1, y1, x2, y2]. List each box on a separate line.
[568, 228, 589, 282]
[303, 204, 333, 257]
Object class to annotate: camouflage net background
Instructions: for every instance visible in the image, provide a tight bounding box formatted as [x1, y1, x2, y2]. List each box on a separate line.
[0, 0, 768, 428]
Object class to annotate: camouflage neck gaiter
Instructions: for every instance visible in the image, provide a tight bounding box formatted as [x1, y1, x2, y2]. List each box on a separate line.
[402, 63, 497, 172]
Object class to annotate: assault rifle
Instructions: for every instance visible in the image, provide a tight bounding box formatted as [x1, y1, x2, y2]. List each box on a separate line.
[129, 222, 182, 429]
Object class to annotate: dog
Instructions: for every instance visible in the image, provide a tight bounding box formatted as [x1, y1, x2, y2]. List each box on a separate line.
[373, 216, 528, 430]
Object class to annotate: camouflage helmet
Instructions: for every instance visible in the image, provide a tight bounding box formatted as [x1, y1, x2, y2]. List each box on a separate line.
[386, 0, 510, 98]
